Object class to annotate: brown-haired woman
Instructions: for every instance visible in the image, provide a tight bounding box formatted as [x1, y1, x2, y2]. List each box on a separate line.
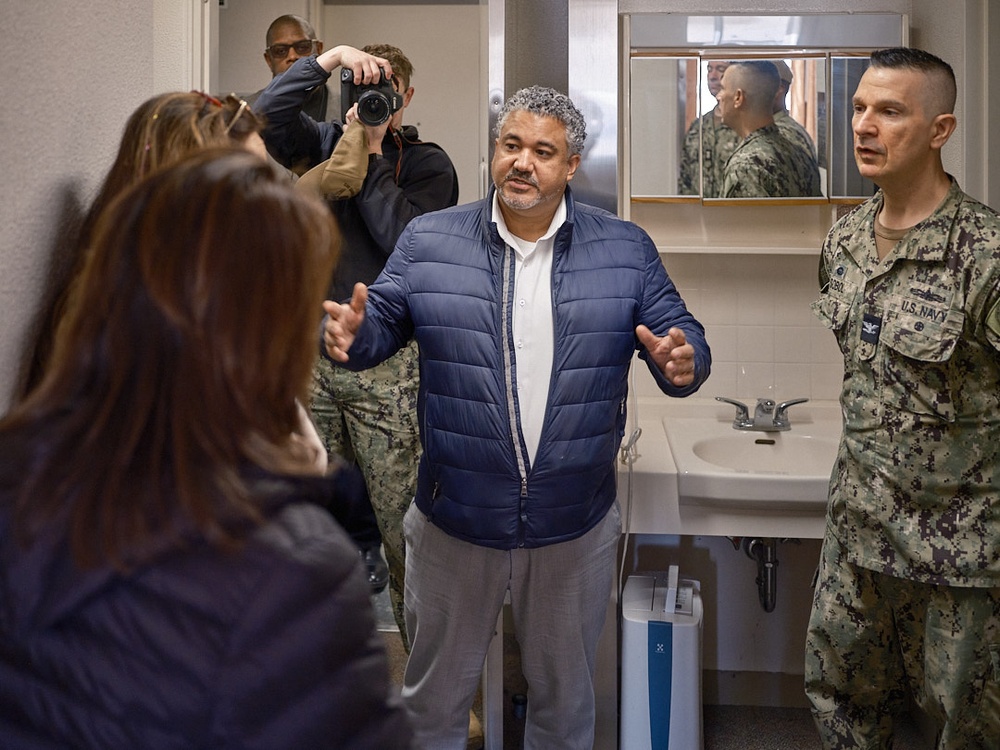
[0, 148, 412, 750]
[19, 91, 267, 396]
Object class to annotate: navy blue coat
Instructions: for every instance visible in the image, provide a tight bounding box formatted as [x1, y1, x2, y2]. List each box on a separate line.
[336, 187, 710, 549]
[0, 469, 411, 749]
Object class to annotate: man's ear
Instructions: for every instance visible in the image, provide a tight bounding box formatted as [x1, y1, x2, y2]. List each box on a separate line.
[315, 41, 325, 55]
[566, 153, 582, 182]
[929, 113, 957, 151]
[733, 89, 745, 109]
[402, 86, 415, 109]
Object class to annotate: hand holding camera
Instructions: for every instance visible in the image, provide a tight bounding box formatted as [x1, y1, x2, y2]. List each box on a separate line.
[341, 66, 404, 126]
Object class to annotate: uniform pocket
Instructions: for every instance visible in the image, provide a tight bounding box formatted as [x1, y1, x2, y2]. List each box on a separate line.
[879, 295, 964, 422]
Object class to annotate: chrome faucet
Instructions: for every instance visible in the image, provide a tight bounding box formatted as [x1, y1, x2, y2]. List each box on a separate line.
[716, 396, 809, 432]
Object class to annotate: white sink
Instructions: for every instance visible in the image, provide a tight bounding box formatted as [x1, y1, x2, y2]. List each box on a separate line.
[661, 401, 842, 511]
[692, 432, 838, 475]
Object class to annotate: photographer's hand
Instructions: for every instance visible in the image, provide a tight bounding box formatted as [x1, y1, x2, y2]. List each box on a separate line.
[318, 45, 392, 86]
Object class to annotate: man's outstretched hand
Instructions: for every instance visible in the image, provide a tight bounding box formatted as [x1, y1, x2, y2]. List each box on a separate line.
[323, 282, 368, 362]
[636, 325, 695, 387]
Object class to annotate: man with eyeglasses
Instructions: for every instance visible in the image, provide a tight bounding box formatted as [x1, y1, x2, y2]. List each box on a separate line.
[246, 14, 339, 126]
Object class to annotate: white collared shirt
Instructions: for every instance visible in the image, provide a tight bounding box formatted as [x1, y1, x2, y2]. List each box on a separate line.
[491, 194, 566, 463]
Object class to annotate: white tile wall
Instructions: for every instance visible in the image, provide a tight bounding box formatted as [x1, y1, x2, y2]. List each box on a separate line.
[633, 253, 844, 401]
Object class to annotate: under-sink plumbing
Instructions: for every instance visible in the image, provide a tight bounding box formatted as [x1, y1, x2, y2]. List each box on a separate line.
[729, 537, 801, 612]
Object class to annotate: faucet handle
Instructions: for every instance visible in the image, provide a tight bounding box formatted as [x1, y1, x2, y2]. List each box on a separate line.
[775, 397, 809, 415]
[716, 396, 750, 425]
[773, 397, 809, 425]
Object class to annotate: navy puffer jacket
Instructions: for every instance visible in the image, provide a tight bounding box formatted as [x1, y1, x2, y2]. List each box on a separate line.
[338, 187, 710, 549]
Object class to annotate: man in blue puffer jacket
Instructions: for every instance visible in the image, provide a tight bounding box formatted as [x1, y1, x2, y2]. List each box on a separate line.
[323, 86, 711, 750]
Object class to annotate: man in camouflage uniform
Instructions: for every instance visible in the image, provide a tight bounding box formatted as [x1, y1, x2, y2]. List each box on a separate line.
[716, 60, 821, 198]
[770, 60, 819, 162]
[807, 47, 1000, 749]
[678, 60, 739, 197]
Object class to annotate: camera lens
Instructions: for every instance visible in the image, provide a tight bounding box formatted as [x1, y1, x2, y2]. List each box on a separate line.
[357, 91, 390, 126]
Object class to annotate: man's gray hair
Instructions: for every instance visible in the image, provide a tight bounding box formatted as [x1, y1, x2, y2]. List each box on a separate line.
[495, 86, 587, 156]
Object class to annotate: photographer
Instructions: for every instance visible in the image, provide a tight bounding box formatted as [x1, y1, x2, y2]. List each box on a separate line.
[253, 43, 459, 664]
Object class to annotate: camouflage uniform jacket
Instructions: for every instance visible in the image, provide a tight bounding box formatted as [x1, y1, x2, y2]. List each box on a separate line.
[678, 107, 739, 197]
[774, 110, 817, 161]
[722, 123, 820, 198]
[812, 180, 1000, 587]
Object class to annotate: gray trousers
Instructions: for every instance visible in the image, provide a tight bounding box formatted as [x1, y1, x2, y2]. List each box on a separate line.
[401, 500, 621, 750]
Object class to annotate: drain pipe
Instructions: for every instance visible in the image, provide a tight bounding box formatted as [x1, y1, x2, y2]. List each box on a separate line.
[742, 537, 779, 613]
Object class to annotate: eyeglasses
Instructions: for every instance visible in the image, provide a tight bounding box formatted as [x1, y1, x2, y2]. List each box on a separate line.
[265, 39, 318, 59]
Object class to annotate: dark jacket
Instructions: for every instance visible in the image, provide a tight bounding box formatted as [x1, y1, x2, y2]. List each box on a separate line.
[334, 187, 711, 550]
[0, 464, 411, 749]
[253, 56, 459, 300]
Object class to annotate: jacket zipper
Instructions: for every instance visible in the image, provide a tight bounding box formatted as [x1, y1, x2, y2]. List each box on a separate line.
[500, 241, 530, 546]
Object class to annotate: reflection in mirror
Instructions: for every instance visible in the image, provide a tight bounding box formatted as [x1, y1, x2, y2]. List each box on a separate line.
[830, 56, 877, 198]
[630, 55, 828, 200]
[709, 57, 827, 199]
[629, 56, 693, 198]
[626, 12, 903, 206]
[682, 59, 739, 198]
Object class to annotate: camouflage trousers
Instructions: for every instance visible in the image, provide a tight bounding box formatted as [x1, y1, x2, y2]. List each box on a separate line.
[805, 529, 1000, 749]
[311, 341, 420, 651]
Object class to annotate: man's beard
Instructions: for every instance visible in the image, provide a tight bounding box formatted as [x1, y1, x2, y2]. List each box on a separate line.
[498, 169, 546, 211]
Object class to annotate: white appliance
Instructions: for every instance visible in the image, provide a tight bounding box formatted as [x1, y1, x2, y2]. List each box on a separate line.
[621, 567, 704, 750]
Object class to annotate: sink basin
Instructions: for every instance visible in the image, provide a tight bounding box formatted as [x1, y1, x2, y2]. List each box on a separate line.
[661, 402, 842, 510]
[692, 433, 838, 475]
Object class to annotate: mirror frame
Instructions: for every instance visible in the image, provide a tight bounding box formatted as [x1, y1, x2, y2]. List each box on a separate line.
[629, 52, 831, 203]
[623, 12, 905, 206]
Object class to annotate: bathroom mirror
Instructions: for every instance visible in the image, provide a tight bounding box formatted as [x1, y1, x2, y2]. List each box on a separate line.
[630, 55, 827, 200]
[626, 13, 904, 203]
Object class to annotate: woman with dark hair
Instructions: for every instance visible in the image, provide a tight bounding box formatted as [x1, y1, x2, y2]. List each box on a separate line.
[19, 91, 267, 395]
[0, 149, 412, 750]
[79, 91, 267, 243]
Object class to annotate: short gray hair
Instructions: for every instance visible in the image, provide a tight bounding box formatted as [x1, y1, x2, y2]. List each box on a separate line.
[495, 86, 587, 156]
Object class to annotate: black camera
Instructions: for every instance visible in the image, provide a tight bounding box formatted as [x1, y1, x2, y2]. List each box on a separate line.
[340, 67, 403, 126]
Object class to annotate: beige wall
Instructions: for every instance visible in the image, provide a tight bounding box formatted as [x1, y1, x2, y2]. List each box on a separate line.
[1, 1, 158, 410]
